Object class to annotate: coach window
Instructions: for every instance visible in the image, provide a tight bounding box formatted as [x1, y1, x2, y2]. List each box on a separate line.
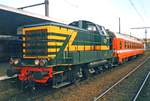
[135, 44, 136, 48]
[127, 42, 129, 48]
[120, 41, 122, 49]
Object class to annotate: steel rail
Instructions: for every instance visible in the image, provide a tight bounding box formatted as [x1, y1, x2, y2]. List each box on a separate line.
[133, 71, 150, 101]
[0, 75, 17, 81]
[93, 56, 150, 101]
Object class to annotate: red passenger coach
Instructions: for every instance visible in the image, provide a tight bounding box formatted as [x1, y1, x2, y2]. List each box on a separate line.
[112, 32, 144, 63]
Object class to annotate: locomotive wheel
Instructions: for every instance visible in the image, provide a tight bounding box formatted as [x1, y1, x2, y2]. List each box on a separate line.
[104, 64, 109, 70]
[77, 67, 83, 78]
[94, 66, 103, 74]
[76, 66, 89, 80]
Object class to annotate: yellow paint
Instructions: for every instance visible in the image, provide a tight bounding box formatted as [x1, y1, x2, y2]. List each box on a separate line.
[48, 26, 73, 35]
[22, 37, 26, 41]
[22, 25, 74, 35]
[48, 54, 56, 58]
[22, 25, 72, 59]
[23, 55, 56, 59]
[65, 45, 110, 51]
[64, 30, 110, 51]
[23, 56, 49, 59]
[47, 35, 66, 40]
[22, 30, 25, 35]
[23, 43, 26, 47]
[47, 42, 63, 46]
[22, 25, 110, 60]
[23, 26, 49, 33]
[48, 48, 60, 52]
[65, 31, 77, 51]
[23, 49, 26, 53]
[100, 46, 110, 50]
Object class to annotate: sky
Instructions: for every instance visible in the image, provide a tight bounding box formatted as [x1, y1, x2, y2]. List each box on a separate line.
[0, 0, 150, 39]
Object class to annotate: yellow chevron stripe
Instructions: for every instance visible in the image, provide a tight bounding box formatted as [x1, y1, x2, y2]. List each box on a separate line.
[47, 42, 63, 46]
[48, 48, 60, 52]
[63, 29, 110, 51]
[47, 35, 66, 40]
[22, 25, 74, 35]
[22, 26, 49, 35]
[100, 46, 110, 50]
[22, 37, 26, 41]
[23, 43, 26, 47]
[65, 31, 77, 51]
[23, 55, 57, 59]
[65, 45, 110, 51]
[48, 54, 56, 58]
[48, 26, 73, 35]
[23, 49, 26, 53]
[23, 56, 49, 59]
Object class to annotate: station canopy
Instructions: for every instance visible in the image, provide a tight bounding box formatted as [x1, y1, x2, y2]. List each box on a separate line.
[0, 4, 55, 35]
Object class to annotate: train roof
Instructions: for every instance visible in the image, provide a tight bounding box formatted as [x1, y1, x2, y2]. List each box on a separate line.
[114, 32, 143, 44]
[0, 4, 56, 35]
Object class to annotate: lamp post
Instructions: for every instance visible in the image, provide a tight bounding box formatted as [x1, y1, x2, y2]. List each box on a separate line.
[18, 0, 49, 17]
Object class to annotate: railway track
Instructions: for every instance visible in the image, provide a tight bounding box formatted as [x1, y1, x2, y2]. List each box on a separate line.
[133, 70, 150, 101]
[0, 78, 21, 101]
[133, 71, 150, 101]
[0, 75, 16, 81]
[93, 56, 150, 101]
[0, 79, 56, 101]
[0, 54, 149, 101]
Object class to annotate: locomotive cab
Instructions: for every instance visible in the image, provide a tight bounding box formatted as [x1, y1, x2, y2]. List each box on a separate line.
[69, 20, 108, 36]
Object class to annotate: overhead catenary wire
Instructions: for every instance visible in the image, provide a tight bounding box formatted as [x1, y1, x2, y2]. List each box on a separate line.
[128, 0, 145, 24]
[63, 0, 79, 8]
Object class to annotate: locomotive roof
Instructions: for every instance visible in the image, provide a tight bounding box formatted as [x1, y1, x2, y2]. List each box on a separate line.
[21, 21, 87, 32]
[21, 20, 110, 37]
[114, 32, 143, 44]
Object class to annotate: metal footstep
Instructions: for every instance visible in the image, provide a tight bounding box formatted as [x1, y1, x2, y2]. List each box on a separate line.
[52, 82, 71, 88]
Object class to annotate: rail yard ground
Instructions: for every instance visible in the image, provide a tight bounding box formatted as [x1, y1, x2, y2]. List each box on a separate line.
[0, 62, 10, 76]
[0, 51, 149, 101]
[136, 71, 150, 101]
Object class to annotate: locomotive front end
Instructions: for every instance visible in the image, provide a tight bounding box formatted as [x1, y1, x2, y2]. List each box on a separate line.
[7, 24, 63, 83]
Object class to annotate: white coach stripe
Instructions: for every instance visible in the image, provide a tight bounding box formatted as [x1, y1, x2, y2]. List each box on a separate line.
[116, 49, 144, 54]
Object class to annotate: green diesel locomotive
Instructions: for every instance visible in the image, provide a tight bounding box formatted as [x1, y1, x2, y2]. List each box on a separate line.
[7, 20, 114, 88]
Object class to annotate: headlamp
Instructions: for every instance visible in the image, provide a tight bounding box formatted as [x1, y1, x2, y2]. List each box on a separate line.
[34, 59, 40, 65]
[14, 59, 19, 65]
[39, 59, 47, 66]
[9, 58, 19, 65]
